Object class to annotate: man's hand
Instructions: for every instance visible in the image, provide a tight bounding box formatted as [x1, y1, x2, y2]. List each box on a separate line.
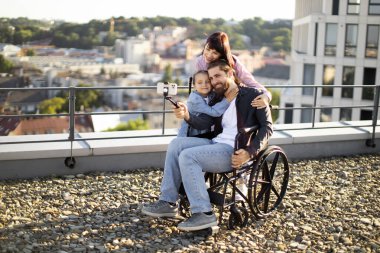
[231, 149, 251, 169]
[224, 87, 239, 102]
[173, 102, 189, 121]
[251, 94, 269, 109]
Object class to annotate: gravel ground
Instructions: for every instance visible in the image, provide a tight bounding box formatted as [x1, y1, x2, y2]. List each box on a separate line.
[0, 153, 379, 253]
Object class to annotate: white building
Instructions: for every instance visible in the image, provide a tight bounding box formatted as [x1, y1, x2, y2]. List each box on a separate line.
[115, 38, 151, 66]
[279, 0, 380, 124]
[0, 44, 21, 57]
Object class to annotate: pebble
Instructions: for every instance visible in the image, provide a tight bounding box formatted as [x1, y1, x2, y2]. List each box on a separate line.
[0, 154, 379, 252]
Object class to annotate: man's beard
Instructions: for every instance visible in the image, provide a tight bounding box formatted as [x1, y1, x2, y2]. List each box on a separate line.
[213, 81, 228, 96]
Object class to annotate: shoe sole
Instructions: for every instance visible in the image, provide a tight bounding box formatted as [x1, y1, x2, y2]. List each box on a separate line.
[177, 221, 218, 231]
[141, 209, 177, 218]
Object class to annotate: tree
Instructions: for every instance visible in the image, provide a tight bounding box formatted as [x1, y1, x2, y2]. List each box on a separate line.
[268, 88, 280, 122]
[38, 97, 66, 114]
[0, 55, 13, 73]
[25, 49, 35, 56]
[57, 83, 104, 111]
[161, 64, 173, 83]
[103, 118, 149, 131]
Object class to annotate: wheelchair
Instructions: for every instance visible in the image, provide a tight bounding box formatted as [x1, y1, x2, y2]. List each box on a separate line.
[178, 126, 290, 230]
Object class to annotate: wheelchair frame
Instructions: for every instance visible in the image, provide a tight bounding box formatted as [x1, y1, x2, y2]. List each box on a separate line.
[179, 127, 290, 229]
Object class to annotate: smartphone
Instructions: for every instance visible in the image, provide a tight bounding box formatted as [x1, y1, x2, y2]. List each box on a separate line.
[156, 82, 177, 96]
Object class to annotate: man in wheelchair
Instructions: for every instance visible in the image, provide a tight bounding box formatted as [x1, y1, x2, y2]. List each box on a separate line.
[142, 59, 273, 231]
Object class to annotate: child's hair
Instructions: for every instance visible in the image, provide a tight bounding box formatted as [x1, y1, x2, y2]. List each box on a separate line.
[192, 70, 209, 85]
[203, 32, 235, 69]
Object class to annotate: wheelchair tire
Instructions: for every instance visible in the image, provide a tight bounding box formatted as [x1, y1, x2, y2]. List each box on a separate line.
[248, 146, 289, 219]
[227, 205, 249, 229]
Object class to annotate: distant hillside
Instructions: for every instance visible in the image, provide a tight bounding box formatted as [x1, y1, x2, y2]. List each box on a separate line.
[0, 16, 292, 52]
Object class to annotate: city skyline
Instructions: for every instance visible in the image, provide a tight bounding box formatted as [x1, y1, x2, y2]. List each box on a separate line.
[0, 0, 296, 23]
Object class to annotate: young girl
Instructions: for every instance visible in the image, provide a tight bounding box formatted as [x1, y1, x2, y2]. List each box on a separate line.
[177, 70, 235, 137]
[194, 31, 272, 108]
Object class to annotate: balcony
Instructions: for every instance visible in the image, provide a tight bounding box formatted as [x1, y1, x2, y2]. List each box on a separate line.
[0, 85, 379, 252]
[0, 84, 379, 179]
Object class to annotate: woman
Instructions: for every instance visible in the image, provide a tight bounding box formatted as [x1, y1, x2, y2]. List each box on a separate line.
[194, 31, 271, 108]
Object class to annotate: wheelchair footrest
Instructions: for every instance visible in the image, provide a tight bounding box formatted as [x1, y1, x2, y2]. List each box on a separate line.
[208, 190, 225, 206]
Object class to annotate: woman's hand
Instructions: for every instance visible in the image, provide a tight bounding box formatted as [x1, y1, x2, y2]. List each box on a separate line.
[251, 94, 269, 109]
[173, 102, 189, 121]
[231, 149, 251, 169]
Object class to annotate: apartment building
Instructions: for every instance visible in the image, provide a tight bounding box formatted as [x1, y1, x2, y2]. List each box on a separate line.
[279, 0, 380, 124]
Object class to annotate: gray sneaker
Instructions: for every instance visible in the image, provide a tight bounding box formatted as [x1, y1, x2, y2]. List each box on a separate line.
[141, 200, 178, 218]
[177, 212, 218, 231]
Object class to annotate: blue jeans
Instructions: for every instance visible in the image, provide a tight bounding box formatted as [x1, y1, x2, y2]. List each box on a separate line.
[159, 137, 234, 213]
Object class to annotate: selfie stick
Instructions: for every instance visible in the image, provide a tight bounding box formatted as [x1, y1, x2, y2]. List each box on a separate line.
[163, 86, 179, 108]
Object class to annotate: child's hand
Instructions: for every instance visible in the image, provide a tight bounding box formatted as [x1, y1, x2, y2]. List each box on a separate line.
[225, 87, 239, 102]
[251, 94, 269, 109]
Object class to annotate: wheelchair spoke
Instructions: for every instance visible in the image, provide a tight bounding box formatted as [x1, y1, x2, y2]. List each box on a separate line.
[270, 153, 279, 178]
[263, 183, 271, 213]
[271, 184, 280, 198]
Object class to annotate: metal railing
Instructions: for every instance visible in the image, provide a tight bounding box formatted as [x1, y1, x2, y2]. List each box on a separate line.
[1, 84, 379, 149]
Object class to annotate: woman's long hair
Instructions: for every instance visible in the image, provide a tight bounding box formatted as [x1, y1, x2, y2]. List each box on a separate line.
[203, 31, 235, 69]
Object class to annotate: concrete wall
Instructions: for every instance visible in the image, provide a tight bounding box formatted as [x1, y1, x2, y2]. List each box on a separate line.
[0, 121, 379, 180]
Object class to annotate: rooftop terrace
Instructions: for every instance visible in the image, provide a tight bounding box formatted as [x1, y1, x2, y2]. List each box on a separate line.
[0, 153, 379, 252]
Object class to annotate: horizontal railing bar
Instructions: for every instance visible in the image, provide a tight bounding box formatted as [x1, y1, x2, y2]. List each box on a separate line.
[0, 84, 378, 92]
[0, 124, 374, 145]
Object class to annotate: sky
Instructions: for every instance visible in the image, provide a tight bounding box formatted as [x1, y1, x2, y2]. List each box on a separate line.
[0, 0, 295, 23]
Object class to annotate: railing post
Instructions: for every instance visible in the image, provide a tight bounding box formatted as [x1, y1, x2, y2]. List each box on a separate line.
[162, 96, 166, 135]
[65, 85, 76, 168]
[366, 85, 380, 147]
[311, 86, 318, 128]
[68, 86, 76, 142]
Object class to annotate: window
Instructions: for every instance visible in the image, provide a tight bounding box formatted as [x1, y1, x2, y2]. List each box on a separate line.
[320, 108, 332, 122]
[360, 110, 372, 120]
[369, 0, 380, 15]
[284, 103, 293, 124]
[362, 68, 377, 100]
[340, 108, 352, 121]
[322, 65, 335, 97]
[347, 0, 360, 14]
[302, 64, 315, 96]
[366, 25, 379, 58]
[301, 104, 313, 123]
[325, 23, 338, 56]
[332, 0, 340, 15]
[345, 24, 358, 57]
[342, 66, 355, 98]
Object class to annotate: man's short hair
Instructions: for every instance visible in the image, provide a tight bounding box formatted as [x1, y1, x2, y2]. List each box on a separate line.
[207, 59, 241, 84]
[207, 59, 231, 73]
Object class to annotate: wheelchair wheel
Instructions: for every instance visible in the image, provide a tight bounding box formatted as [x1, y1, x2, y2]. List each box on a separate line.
[227, 204, 249, 229]
[248, 146, 289, 219]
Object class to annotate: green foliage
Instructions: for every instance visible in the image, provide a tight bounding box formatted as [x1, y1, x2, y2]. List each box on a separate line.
[104, 118, 149, 131]
[0, 17, 291, 52]
[38, 97, 66, 114]
[0, 55, 14, 73]
[161, 64, 173, 83]
[268, 88, 280, 122]
[56, 83, 104, 111]
[25, 49, 35, 56]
